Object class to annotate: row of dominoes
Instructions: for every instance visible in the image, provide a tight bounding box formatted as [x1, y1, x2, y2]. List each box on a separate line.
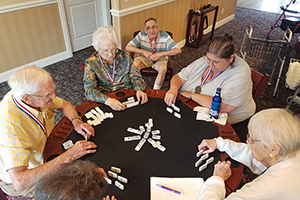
[106, 166, 128, 190]
[195, 150, 214, 172]
[85, 107, 114, 126]
[124, 118, 166, 152]
[123, 97, 139, 108]
[166, 103, 181, 119]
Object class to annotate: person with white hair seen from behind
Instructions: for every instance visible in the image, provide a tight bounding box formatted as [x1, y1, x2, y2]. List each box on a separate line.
[83, 26, 148, 111]
[0, 66, 97, 198]
[198, 108, 300, 199]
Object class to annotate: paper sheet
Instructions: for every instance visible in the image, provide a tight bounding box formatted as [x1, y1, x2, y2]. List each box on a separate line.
[151, 177, 204, 200]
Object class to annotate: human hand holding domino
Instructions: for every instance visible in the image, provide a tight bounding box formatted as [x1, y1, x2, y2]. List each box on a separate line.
[198, 139, 218, 154]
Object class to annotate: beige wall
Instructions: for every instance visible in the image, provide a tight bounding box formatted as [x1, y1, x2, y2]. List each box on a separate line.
[112, 0, 237, 49]
[0, 3, 66, 73]
[0, 0, 32, 7]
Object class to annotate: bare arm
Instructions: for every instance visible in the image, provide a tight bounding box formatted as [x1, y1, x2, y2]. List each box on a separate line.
[180, 92, 238, 113]
[125, 45, 152, 57]
[8, 140, 97, 191]
[164, 74, 186, 106]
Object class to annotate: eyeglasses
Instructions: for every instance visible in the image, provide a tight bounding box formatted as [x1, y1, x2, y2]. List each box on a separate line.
[100, 48, 116, 54]
[31, 91, 55, 100]
[205, 56, 225, 66]
[145, 25, 158, 31]
[247, 134, 261, 144]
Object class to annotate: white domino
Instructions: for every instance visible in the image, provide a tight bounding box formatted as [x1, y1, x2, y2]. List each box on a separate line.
[151, 130, 160, 134]
[111, 166, 121, 173]
[199, 163, 207, 172]
[206, 157, 214, 165]
[127, 127, 142, 135]
[143, 132, 150, 139]
[104, 177, 112, 185]
[166, 107, 173, 113]
[62, 140, 74, 150]
[117, 175, 128, 184]
[135, 138, 146, 151]
[171, 104, 180, 112]
[200, 153, 209, 161]
[95, 107, 106, 119]
[126, 101, 139, 108]
[108, 171, 118, 178]
[84, 112, 96, 119]
[174, 112, 181, 119]
[196, 149, 204, 157]
[124, 135, 141, 141]
[115, 180, 124, 190]
[195, 157, 203, 167]
[127, 97, 135, 101]
[139, 126, 145, 133]
[157, 144, 166, 152]
[91, 109, 104, 121]
[152, 135, 161, 140]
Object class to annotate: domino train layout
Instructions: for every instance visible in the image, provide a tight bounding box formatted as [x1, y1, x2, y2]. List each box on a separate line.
[105, 166, 128, 190]
[195, 149, 214, 172]
[125, 118, 166, 152]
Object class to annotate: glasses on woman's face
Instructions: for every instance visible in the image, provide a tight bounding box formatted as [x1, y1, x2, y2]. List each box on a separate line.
[247, 134, 261, 144]
[205, 56, 225, 66]
[100, 48, 116, 55]
[31, 91, 55, 100]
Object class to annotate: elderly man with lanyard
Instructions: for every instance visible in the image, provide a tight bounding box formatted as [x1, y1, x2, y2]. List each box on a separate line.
[125, 17, 181, 90]
[0, 66, 97, 198]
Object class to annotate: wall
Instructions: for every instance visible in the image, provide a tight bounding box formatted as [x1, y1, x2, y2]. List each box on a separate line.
[0, 0, 72, 82]
[111, 0, 237, 49]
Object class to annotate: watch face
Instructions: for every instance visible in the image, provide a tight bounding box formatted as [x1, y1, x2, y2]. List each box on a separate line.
[195, 86, 201, 94]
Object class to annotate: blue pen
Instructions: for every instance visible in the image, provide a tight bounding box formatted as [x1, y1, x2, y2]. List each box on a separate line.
[156, 184, 183, 195]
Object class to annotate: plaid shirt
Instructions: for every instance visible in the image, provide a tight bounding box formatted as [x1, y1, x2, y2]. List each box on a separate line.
[0, 91, 63, 183]
[83, 49, 146, 104]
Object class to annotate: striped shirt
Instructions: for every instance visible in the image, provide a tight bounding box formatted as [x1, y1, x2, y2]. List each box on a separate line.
[83, 49, 146, 104]
[127, 30, 180, 55]
[0, 91, 63, 183]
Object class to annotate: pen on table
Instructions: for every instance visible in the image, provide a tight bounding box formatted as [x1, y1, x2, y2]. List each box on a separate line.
[156, 184, 183, 195]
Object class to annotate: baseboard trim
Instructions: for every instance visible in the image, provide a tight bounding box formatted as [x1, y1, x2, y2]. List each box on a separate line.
[0, 51, 72, 83]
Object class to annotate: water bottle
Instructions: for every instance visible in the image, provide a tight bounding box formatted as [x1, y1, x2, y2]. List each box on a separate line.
[210, 88, 222, 119]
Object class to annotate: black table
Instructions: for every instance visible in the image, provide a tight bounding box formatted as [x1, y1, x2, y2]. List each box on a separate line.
[44, 89, 243, 199]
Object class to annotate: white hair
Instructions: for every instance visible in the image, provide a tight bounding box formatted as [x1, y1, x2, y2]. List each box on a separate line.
[92, 26, 120, 51]
[248, 108, 300, 158]
[8, 65, 52, 99]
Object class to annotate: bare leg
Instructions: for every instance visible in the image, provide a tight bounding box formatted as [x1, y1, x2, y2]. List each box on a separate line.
[133, 59, 146, 72]
[153, 62, 167, 89]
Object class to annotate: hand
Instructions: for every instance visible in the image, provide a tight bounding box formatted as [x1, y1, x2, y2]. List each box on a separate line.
[213, 161, 232, 181]
[198, 139, 217, 154]
[180, 91, 193, 99]
[148, 52, 163, 61]
[105, 98, 126, 111]
[143, 50, 153, 59]
[64, 140, 97, 161]
[164, 89, 178, 107]
[103, 195, 117, 200]
[98, 167, 108, 178]
[136, 90, 148, 104]
[73, 119, 94, 139]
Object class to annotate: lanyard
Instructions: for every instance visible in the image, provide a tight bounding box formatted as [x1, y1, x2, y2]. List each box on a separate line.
[149, 38, 156, 54]
[201, 67, 223, 86]
[13, 97, 47, 135]
[98, 52, 115, 83]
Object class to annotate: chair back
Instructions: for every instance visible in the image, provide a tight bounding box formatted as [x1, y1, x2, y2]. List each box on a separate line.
[251, 68, 270, 100]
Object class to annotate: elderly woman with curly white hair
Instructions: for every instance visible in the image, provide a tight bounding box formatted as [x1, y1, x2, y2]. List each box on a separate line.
[197, 108, 300, 199]
[83, 26, 148, 111]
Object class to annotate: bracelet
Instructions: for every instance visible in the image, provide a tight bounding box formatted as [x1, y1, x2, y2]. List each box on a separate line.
[71, 116, 82, 123]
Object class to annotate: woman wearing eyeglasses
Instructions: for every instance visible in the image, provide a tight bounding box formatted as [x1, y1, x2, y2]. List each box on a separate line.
[164, 34, 255, 127]
[83, 26, 148, 111]
[197, 108, 300, 199]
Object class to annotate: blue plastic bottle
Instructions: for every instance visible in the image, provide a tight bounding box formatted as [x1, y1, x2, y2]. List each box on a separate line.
[210, 88, 222, 119]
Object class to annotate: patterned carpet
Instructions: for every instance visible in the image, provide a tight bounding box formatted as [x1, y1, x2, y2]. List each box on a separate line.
[1, 7, 300, 124]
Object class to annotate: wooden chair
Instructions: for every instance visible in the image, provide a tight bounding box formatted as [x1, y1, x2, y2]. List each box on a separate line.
[130, 30, 175, 80]
[251, 68, 270, 100]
